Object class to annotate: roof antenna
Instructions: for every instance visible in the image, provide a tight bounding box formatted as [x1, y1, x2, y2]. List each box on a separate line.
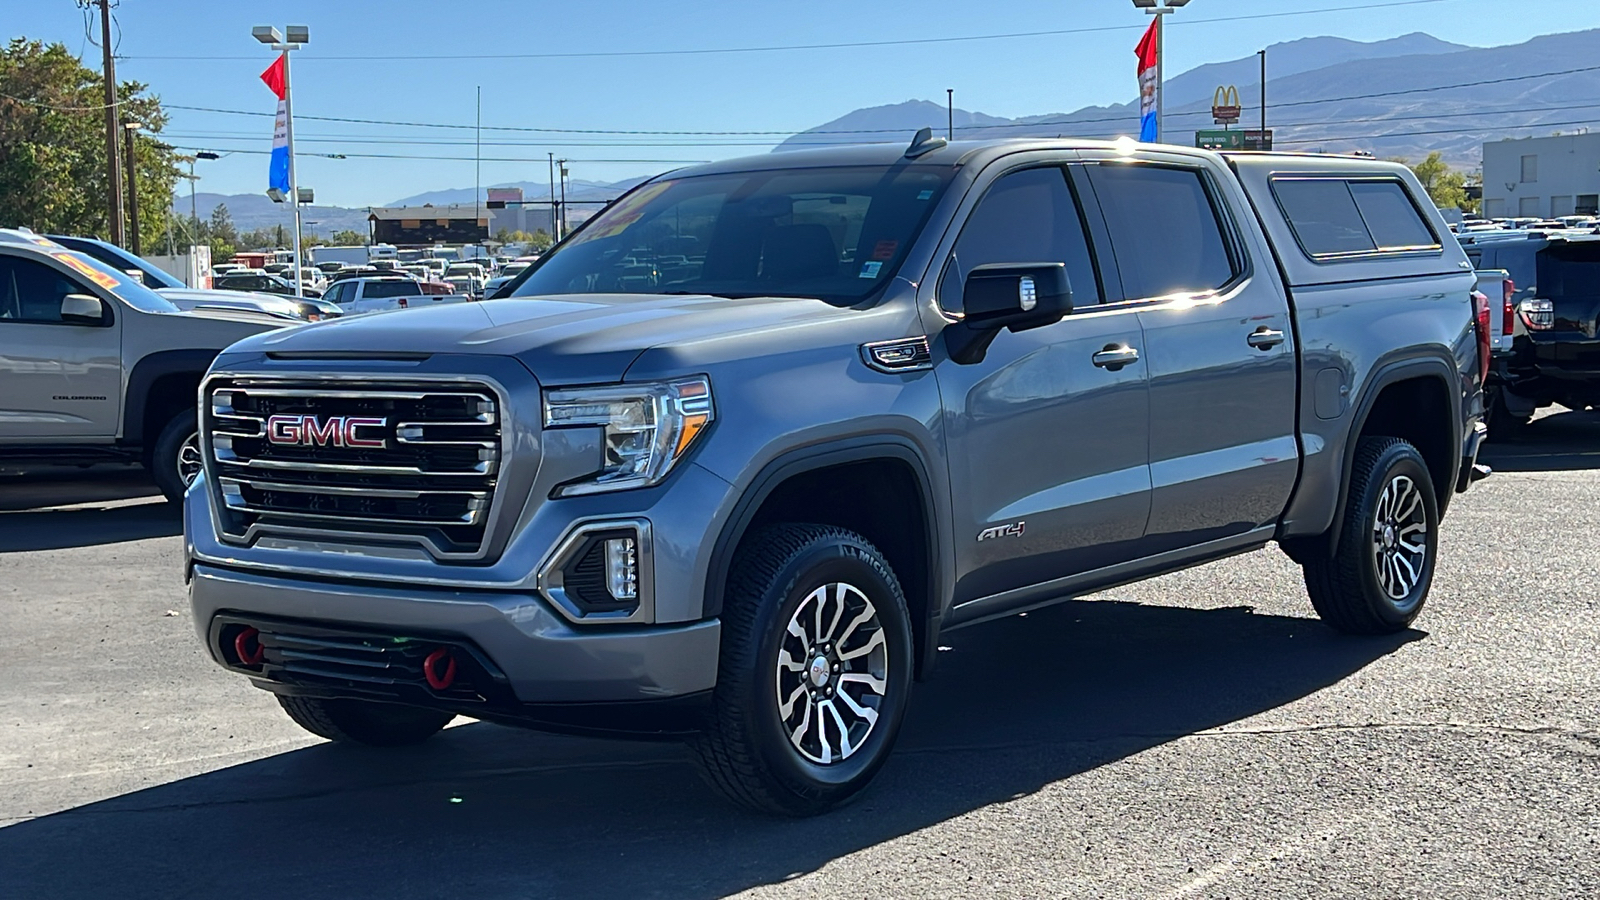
[905, 126, 948, 159]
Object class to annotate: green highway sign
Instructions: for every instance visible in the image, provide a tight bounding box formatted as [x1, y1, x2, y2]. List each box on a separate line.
[1195, 129, 1273, 151]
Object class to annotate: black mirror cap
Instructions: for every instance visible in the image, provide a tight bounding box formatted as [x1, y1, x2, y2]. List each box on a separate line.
[948, 263, 1072, 365]
[962, 262, 1072, 329]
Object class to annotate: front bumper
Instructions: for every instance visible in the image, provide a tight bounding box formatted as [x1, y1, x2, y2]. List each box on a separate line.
[190, 563, 721, 710]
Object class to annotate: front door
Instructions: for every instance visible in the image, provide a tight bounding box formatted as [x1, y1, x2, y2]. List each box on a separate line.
[1083, 158, 1299, 551]
[931, 165, 1152, 615]
[0, 252, 123, 439]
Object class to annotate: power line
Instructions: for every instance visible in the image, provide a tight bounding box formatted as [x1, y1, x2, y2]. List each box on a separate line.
[121, 0, 1449, 61]
[161, 60, 1600, 139]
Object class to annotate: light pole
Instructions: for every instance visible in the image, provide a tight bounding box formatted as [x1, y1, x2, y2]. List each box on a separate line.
[1132, 0, 1191, 143]
[123, 121, 143, 255]
[557, 159, 569, 241]
[253, 24, 309, 298]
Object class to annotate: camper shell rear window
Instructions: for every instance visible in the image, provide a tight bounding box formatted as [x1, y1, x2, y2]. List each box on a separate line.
[1270, 177, 1441, 261]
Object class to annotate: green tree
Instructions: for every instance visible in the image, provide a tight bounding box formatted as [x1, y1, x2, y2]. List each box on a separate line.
[206, 203, 237, 261]
[0, 38, 182, 248]
[529, 228, 554, 251]
[1407, 152, 1472, 212]
[327, 228, 366, 246]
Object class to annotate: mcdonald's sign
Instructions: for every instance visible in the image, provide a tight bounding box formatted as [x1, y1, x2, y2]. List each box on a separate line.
[1212, 85, 1242, 125]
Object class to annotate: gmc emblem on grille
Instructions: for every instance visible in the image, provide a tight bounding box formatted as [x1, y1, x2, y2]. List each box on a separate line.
[265, 414, 388, 449]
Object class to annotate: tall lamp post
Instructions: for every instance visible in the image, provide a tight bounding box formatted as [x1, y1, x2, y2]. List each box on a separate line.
[123, 121, 143, 255]
[253, 24, 309, 298]
[1132, 0, 1191, 143]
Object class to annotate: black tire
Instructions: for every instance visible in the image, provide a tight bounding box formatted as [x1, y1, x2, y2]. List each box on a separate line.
[689, 524, 914, 816]
[1302, 437, 1439, 635]
[149, 409, 201, 503]
[276, 695, 454, 747]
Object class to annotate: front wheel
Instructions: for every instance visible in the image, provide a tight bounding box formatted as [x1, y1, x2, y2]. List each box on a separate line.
[1302, 437, 1440, 634]
[690, 524, 914, 816]
[149, 410, 201, 503]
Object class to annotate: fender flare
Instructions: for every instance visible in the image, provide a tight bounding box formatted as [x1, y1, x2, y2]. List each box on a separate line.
[123, 349, 219, 445]
[1326, 352, 1462, 552]
[703, 436, 947, 678]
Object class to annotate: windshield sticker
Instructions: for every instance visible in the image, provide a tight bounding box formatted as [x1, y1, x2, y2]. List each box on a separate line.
[569, 181, 675, 245]
[858, 261, 883, 279]
[872, 240, 898, 260]
[916, 189, 935, 200]
[51, 252, 123, 290]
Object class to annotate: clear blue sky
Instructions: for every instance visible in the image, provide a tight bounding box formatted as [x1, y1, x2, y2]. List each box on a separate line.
[8, 0, 1590, 207]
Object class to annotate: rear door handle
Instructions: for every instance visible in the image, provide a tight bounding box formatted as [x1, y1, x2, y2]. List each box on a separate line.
[1091, 346, 1140, 370]
[1247, 327, 1286, 350]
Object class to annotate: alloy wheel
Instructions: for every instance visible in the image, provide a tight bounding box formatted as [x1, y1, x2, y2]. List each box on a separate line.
[1371, 473, 1428, 606]
[774, 582, 889, 765]
[176, 433, 203, 487]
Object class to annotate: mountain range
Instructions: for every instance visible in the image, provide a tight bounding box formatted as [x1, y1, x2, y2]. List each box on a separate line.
[778, 29, 1600, 167]
[176, 27, 1600, 231]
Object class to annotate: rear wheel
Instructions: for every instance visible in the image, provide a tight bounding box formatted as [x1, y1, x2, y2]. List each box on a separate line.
[149, 410, 201, 503]
[1302, 437, 1439, 635]
[690, 524, 913, 816]
[277, 695, 454, 747]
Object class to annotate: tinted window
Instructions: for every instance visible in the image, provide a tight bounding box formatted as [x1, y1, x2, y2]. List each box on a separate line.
[1273, 178, 1439, 258]
[1089, 164, 1237, 298]
[363, 280, 422, 298]
[323, 281, 351, 304]
[512, 165, 955, 305]
[1537, 243, 1600, 300]
[0, 256, 97, 325]
[1273, 179, 1376, 256]
[1350, 182, 1437, 250]
[941, 166, 1100, 311]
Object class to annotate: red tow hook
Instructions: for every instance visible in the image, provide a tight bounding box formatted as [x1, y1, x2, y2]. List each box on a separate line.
[234, 627, 265, 667]
[423, 647, 458, 690]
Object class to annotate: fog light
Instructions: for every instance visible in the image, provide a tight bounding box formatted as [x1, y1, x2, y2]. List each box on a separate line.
[605, 537, 638, 601]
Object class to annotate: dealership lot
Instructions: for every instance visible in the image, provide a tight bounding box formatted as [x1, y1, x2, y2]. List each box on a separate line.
[2, 411, 1597, 899]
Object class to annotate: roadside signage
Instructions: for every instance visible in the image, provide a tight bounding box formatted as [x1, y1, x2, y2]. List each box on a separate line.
[1212, 85, 1242, 125]
[1195, 129, 1273, 151]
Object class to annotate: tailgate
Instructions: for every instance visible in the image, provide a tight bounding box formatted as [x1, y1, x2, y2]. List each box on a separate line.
[1474, 268, 1513, 353]
[1531, 241, 1600, 371]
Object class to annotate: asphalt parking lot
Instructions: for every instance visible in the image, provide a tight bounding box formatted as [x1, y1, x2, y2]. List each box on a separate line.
[2, 411, 1597, 899]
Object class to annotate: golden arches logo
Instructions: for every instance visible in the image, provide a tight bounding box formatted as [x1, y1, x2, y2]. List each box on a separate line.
[1213, 85, 1241, 110]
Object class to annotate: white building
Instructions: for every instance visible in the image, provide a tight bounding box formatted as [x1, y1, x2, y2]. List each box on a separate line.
[1481, 133, 1600, 220]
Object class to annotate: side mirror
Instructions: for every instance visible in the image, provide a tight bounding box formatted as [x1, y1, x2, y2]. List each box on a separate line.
[60, 293, 105, 325]
[947, 263, 1072, 364]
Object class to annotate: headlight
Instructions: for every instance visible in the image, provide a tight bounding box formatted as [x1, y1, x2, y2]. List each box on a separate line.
[542, 377, 714, 496]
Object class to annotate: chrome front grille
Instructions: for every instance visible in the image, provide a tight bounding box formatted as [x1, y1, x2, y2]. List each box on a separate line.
[204, 379, 504, 556]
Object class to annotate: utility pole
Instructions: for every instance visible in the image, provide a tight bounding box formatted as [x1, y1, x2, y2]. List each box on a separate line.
[557, 159, 568, 240]
[548, 152, 557, 240]
[475, 85, 482, 249]
[123, 121, 141, 254]
[1259, 48, 1268, 148]
[947, 89, 954, 141]
[96, 0, 125, 246]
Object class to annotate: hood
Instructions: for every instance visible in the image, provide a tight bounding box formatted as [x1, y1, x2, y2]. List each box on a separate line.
[226, 293, 857, 384]
[158, 288, 305, 317]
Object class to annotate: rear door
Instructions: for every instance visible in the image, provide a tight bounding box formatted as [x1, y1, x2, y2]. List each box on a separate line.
[1531, 239, 1600, 380]
[1080, 154, 1298, 550]
[0, 251, 123, 439]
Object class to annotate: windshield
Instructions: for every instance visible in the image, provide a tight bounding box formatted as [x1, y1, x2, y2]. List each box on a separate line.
[509, 164, 955, 304]
[52, 236, 185, 290]
[47, 248, 181, 313]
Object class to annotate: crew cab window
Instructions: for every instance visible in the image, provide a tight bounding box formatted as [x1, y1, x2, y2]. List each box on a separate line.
[1087, 163, 1238, 299]
[1272, 177, 1439, 259]
[0, 256, 102, 326]
[939, 166, 1100, 312]
[362, 280, 422, 299]
[322, 281, 351, 304]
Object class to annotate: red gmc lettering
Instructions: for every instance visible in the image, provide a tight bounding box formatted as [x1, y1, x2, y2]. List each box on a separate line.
[266, 414, 303, 444]
[342, 417, 388, 448]
[303, 416, 342, 446]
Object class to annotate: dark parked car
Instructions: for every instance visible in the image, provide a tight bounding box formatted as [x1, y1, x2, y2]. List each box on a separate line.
[216, 272, 323, 299]
[1460, 230, 1600, 433]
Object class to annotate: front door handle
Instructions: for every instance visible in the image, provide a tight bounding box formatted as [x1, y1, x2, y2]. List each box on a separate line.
[1247, 327, 1286, 350]
[1091, 345, 1140, 370]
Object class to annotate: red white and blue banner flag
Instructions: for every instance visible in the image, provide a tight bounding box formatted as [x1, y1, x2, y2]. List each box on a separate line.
[1136, 18, 1159, 142]
[260, 54, 290, 197]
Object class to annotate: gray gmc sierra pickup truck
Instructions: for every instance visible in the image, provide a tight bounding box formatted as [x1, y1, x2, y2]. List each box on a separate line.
[186, 135, 1489, 815]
